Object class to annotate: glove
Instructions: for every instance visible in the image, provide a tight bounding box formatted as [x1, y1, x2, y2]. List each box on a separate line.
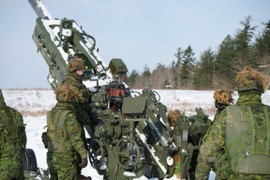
[79, 157, 88, 168]
[41, 132, 48, 148]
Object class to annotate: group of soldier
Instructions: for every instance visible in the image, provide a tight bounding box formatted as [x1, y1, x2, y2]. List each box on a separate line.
[1, 57, 270, 179]
[195, 66, 270, 180]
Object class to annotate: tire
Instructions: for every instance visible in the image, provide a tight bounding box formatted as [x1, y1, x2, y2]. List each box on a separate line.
[23, 148, 38, 172]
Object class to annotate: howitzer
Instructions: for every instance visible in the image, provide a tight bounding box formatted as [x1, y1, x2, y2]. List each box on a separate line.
[27, 0, 207, 179]
[121, 89, 178, 178]
[28, 0, 111, 90]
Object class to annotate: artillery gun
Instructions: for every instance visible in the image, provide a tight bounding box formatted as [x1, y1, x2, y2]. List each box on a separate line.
[26, 0, 208, 179]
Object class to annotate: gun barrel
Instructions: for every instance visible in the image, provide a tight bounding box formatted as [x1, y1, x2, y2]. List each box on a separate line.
[28, 0, 53, 19]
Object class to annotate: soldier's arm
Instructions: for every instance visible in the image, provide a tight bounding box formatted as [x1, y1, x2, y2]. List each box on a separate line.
[195, 110, 226, 179]
[65, 113, 87, 158]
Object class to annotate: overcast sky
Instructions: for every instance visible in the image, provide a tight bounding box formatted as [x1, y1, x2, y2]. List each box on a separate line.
[0, 0, 270, 89]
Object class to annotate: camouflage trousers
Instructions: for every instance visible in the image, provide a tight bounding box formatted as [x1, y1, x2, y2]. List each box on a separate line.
[0, 143, 24, 180]
[47, 152, 78, 180]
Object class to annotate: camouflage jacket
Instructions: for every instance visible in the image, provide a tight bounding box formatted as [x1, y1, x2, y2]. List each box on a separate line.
[195, 91, 270, 180]
[0, 91, 26, 153]
[47, 102, 87, 158]
[61, 72, 93, 125]
[61, 72, 89, 104]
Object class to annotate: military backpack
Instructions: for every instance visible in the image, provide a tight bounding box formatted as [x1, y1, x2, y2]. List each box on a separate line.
[0, 107, 24, 144]
[225, 105, 270, 174]
[47, 109, 74, 153]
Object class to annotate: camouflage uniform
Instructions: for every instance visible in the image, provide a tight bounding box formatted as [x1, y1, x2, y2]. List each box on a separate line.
[62, 57, 98, 129]
[46, 85, 88, 180]
[63, 58, 89, 105]
[0, 89, 27, 180]
[168, 108, 211, 180]
[195, 89, 234, 179]
[61, 58, 98, 178]
[196, 67, 270, 180]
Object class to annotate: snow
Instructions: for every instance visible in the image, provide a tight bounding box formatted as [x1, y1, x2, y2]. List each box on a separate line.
[3, 89, 270, 179]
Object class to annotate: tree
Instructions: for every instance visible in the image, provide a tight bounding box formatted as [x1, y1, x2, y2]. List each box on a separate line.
[175, 47, 184, 67]
[194, 48, 215, 89]
[142, 64, 151, 77]
[214, 16, 257, 88]
[171, 47, 184, 88]
[255, 20, 270, 66]
[215, 35, 236, 87]
[126, 70, 139, 88]
[180, 45, 196, 87]
[234, 15, 257, 68]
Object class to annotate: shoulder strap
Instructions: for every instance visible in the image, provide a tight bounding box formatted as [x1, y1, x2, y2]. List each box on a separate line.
[47, 109, 73, 153]
[58, 110, 72, 129]
[263, 107, 270, 154]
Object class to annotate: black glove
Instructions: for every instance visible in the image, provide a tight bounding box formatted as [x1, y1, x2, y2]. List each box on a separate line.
[41, 132, 48, 148]
[79, 157, 88, 168]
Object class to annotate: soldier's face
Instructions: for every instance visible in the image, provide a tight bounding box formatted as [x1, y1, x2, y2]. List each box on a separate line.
[76, 69, 84, 76]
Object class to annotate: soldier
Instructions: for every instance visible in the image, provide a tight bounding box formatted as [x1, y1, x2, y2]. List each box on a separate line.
[195, 67, 270, 179]
[62, 57, 98, 130]
[62, 57, 98, 178]
[167, 109, 182, 128]
[194, 90, 233, 179]
[213, 89, 233, 120]
[46, 84, 90, 180]
[0, 89, 27, 179]
[167, 108, 211, 180]
[62, 57, 89, 108]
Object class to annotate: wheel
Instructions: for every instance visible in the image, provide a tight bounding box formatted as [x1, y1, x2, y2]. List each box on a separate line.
[86, 138, 106, 174]
[115, 137, 140, 170]
[23, 148, 38, 172]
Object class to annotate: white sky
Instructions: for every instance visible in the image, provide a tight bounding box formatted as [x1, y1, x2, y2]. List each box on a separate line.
[0, 0, 270, 88]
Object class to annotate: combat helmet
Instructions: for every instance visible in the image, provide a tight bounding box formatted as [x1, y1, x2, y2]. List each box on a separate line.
[213, 89, 233, 105]
[55, 84, 80, 103]
[67, 57, 85, 73]
[236, 66, 270, 93]
[168, 109, 182, 127]
[0, 89, 6, 106]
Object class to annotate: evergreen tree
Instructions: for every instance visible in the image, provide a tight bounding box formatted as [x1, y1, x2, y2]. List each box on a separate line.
[172, 47, 184, 88]
[137, 64, 152, 88]
[234, 15, 257, 68]
[175, 47, 184, 67]
[215, 16, 256, 88]
[128, 16, 270, 90]
[126, 70, 139, 88]
[180, 45, 196, 87]
[215, 35, 236, 87]
[142, 64, 151, 77]
[194, 48, 215, 89]
[255, 20, 270, 66]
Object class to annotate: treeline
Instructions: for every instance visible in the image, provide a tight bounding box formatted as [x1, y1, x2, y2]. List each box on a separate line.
[125, 16, 270, 90]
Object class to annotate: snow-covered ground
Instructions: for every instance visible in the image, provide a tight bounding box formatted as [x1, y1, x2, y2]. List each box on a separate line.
[3, 89, 270, 179]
